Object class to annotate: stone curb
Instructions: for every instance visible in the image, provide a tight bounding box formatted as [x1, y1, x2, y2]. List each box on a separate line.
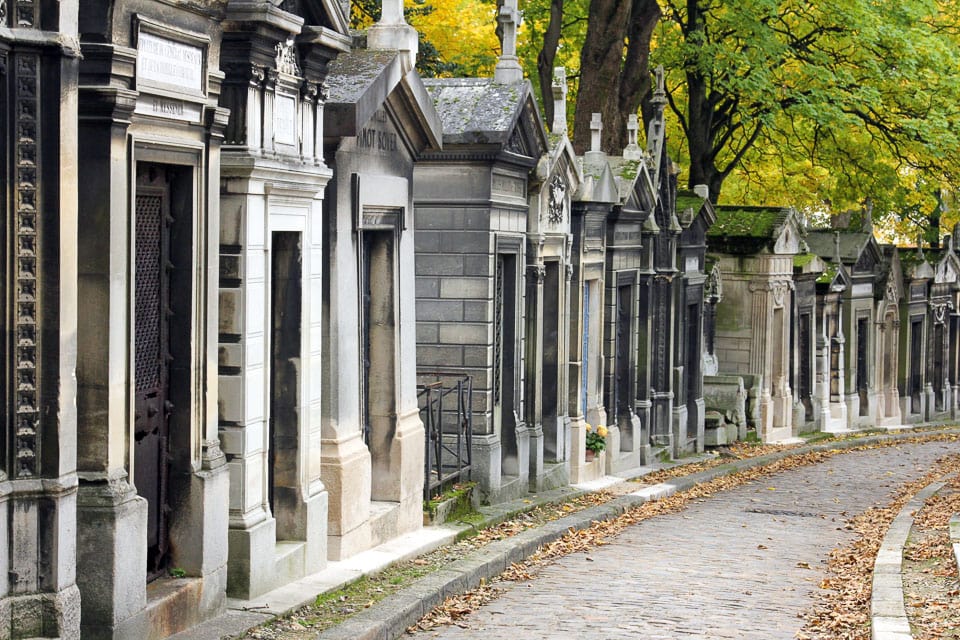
[315, 428, 960, 640]
[870, 475, 955, 640]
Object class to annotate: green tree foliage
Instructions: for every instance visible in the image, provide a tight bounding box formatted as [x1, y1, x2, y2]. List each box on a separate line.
[380, 0, 960, 242]
[351, 0, 496, 76]
[655, 0, 960, 234]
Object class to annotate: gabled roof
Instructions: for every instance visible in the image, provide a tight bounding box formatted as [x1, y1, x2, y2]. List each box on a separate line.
[420, 78, 548, 160]
[874, 245, 903, 301]
[676, 190, 716, 230]
[805, 229, 876, 266]
[575, 152, 618, 204]
[708, 205, 798, 255]
[324, 49, 442, 152]
[897, 247, 936, 280]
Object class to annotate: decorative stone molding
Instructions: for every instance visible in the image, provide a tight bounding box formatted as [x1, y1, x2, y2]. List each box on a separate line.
[275, 37, 301, 77]
[547, 173, 565, 223]
[13, 52, 41, 478]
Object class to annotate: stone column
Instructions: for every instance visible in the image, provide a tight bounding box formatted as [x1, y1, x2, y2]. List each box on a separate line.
[1, 15, 82, 637]
[75, 48, 149, 637]
[748, 280, 773, 439]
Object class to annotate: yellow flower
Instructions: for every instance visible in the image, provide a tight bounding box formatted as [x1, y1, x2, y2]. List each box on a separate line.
[597, 425, 608, 438]
[584, 423, 592, 432]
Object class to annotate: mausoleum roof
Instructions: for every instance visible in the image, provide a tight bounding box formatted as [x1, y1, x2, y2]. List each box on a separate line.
[805, 229, 872, 264]
[422, 78, 527, 144]
[707, 205, 793, 253]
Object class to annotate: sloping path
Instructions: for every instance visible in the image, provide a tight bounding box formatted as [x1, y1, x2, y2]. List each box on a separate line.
[422, 440, 958, 639]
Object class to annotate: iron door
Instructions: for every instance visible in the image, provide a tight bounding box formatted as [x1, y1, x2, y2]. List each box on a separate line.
[134, 167, 173, 580]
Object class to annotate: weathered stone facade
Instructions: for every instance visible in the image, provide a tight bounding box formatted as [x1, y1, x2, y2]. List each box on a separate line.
[708, 206, 803, 442]
[75, 1, 230, 636]
[1, 2, 82, 636]
[413, 76, 549, 502]
[11, 2, 960, 637]
[320, 17, 438, 559]
[217, 0, 345, 599]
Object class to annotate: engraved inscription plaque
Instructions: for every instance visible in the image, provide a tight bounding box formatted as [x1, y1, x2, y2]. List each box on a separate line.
[274, 94, 297, 146]
[137, 31, 204, 96]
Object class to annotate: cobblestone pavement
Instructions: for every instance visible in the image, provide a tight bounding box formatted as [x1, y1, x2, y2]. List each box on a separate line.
[421, 440, 960, 639]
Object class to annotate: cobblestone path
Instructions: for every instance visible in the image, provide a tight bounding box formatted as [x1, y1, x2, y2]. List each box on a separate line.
[423, 440, 960, 639]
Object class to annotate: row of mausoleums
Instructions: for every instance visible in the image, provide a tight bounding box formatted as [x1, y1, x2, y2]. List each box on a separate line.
[2, 0, 957, 637]
[705, 206, 960, 444]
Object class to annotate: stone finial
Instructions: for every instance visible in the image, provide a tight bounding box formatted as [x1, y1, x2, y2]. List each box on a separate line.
[623, 114, 642, 160]
[590, 113, 603, 153]
[493, 0, 524, 84]
[693, 184, 709, 200]
[646, 66, 667, 159]
[367, 0, 419, 71]
[862, 198, 874, 234]
[917, 233, 925, 260]
[651, 65, 667, 109]
[552, 67, 568, 135]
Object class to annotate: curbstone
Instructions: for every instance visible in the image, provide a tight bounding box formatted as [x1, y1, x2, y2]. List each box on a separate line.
[870, 475, 953, 640]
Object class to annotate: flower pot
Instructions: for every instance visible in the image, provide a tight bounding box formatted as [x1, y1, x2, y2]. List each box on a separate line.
[585, 449, 596, 462]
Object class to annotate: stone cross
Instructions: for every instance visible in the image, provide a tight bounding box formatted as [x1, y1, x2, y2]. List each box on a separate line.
[834, 231, 842, 263]
[494, 0, 523, 84]
[552, 67, 567, 135]
[590, 113, 602, 153]
[623, 113, 642, 160]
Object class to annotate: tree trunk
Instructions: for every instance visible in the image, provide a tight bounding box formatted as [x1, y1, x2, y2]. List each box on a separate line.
[573, 0, 660, 155]
[537, 0, 565, 131]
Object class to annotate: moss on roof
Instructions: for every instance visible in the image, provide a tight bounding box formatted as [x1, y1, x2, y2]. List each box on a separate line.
[676, 194, 704, 210]
[708, 206, 788, 239]
[794, 253, 817, 268]
[816, 263, 840, 284]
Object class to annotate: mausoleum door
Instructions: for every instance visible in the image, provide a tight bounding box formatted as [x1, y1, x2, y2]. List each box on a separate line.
[495, 253, 519, 474]
[857, 317, 869, 416]
[614, 284, 632, 428]
[542, 262, 561, 460]
[798, 313, 812, 415]
[134, 166, 173, 580]
[910, 318, 923, 414]
[933, 322, 945, 410]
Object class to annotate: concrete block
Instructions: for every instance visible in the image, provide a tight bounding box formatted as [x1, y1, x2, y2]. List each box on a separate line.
[415, 277, 439, 299]
[438, 323, 491, 345]
[415, 300, 463, 322]
[439, 277, 490, 299]
[415, 254, 465, 277]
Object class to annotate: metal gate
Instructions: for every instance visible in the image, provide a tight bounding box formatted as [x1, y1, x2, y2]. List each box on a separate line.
[134, 167, 172, 581]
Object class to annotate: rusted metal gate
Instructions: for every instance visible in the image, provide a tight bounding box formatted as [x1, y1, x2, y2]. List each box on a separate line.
[418, 373, 473, 501]
[134, 167, 172, 581]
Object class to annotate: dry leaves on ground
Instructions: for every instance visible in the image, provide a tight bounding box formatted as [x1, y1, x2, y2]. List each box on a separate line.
[798, 454, 960, 640]
[902, 474, 960, 640]
[411, 435, 960, 634]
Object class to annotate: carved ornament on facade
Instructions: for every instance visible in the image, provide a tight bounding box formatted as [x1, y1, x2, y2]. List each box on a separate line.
[703, 263, 723, 303]
[931, 301, 952, 325]
[0, 0, 5, 24]
[547, 174, 565, 223]
[13, 52, 40, 477]
[885, 281, 898, 305]
[276, 38, 301, 77]
[528, 264, 546, 283]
